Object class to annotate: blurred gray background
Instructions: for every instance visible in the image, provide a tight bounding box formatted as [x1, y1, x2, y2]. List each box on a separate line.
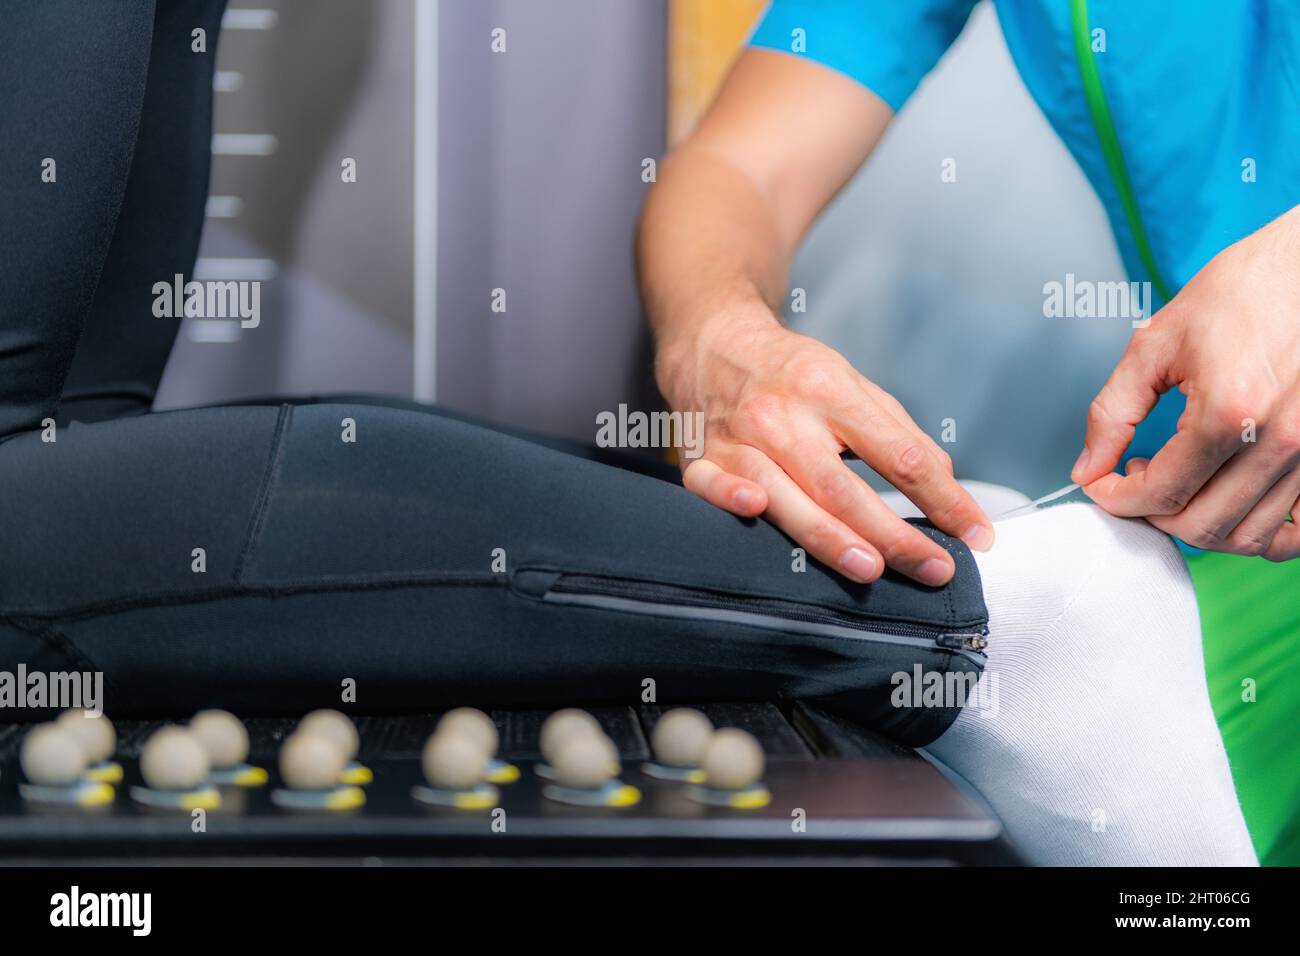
[157, 0, 1133, 498]
[157, 0, 665, 438]
[158, 0, 416, 402]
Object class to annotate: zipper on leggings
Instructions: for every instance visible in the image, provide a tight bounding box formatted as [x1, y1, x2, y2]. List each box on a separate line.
[522, 571, 989, 659]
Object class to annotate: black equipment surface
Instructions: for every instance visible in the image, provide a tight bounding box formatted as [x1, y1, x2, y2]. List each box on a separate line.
[0, 703, 1020, 864]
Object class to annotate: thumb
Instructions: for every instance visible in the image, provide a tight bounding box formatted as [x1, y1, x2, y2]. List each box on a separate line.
[1072, 333, 1169, 484]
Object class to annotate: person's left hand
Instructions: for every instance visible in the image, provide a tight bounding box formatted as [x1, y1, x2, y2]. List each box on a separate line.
[1072, 204, 1300, 561]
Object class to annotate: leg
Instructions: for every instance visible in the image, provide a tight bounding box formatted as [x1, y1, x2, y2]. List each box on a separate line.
[215, 392, 684, 482]
[59, 0, 229, 425]
[0, 0, 156, 437]
[0, 402, 985, 748]
[925, 502, 1259, 866]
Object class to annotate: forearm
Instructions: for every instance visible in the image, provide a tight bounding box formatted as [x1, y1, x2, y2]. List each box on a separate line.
[635, 145, 789, 403]
[626, 50, 989, 586]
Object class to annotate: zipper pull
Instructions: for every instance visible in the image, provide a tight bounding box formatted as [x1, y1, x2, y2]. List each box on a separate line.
[937, 632, 989, 653]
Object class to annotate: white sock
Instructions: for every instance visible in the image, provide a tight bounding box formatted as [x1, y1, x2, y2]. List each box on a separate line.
[924, 501, 1258, 866]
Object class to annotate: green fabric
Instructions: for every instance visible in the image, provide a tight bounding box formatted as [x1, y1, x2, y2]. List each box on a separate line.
[1069, 0, 1187, 480]
[1190, 550, 1300, 866]
[1068, 0, 1174, 305]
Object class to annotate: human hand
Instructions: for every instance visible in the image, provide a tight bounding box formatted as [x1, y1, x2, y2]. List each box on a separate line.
[1074, 205, 1300, 560]
[656, 307, 994, 585]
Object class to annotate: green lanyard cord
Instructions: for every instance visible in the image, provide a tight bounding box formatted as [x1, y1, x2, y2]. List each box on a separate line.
[1070, 0, 1175, 304]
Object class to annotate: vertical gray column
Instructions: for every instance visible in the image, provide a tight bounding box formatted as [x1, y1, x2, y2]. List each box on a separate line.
[437, 0, 667, 441]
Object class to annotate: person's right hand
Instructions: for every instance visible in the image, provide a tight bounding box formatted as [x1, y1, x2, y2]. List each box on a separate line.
[657, 307, 995, 586]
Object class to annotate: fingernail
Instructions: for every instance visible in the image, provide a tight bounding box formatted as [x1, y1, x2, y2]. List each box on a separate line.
[916, 557, 952, 586]
[961, 524, 994, 552]
[839, 547, 878, 583]
[1071, 448, 1090, 481]
[732, 487, 762, 513]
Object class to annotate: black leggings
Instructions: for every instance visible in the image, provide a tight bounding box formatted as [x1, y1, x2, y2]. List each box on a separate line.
[0, 398, 987, 745]
[0, 0, 227, 434]
[0, 1, 987, 747]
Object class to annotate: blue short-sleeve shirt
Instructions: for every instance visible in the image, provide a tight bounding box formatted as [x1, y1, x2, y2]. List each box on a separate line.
[751, 0, 1300, 458]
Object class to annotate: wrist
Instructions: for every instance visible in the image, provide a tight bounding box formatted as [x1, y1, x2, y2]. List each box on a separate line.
[654, 298, 782, 407]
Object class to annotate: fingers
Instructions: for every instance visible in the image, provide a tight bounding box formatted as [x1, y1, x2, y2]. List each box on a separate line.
[677, 342, 989, 584]
[1167, 430, 1300, 551]
[681, 446, 888, 584]
[681, 457, 767, 517]
[863, 382, 957, 467]
[776, 444, 958, 585]
[1072, 332, 1168, 485]
[1264, 505, 1300, 562]
[830, 398, 993, 552]
[1126, 456, 1300, 558]
[727, 444, 888, 584]
[1231, 468, 1300, 557]
[1082, 408, 1244, 517]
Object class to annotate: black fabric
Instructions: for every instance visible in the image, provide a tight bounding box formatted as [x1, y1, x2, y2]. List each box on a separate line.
[0, 0, 157, 436]
[60, 0, 228, 422]
[0, 402, 986, 746]
[225, 393, 685, 481]
[0, 0, 226, 436]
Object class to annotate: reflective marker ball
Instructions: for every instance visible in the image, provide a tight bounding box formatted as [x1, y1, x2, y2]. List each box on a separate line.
[140, 726, 211, 792]
[56, 708, 117, 764]
[279, 732, 347, 791]
[422, 732, 489, 790]
[297, 709, 359, 761]
[539, 709, 601, 765]
[21, 723, 87, 787]
[551, 734, 618, 790]
[437, 707, 498, 758]
[189, 709, 250, 770]
[651, 708, 714, 768]
[701, 728, 765, 790]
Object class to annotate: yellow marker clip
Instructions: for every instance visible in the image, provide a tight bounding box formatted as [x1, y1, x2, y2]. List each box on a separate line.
[452, 790, 497, 810]
[76, 782, 116, 807]
[179, 789, 222, 812]
[85, 762, 124, 784]
[487, 762, 520, 784]
[606, 784, 642, 808]
[727, 787, 771, 810]
[324, 785, 366, 810]
[233, 766, 269, 787]
[340, 764, 373, 786]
